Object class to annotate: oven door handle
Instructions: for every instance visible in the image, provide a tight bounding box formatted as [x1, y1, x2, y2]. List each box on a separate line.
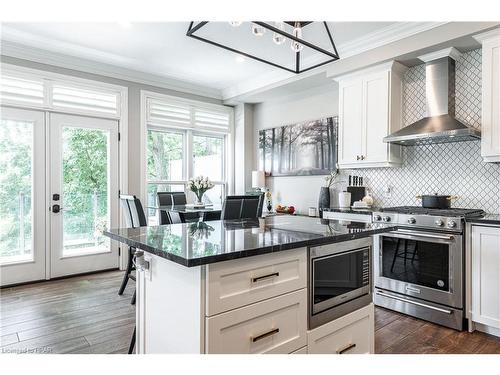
[388, 230, 455, 242]
[376, 291, 453, 314]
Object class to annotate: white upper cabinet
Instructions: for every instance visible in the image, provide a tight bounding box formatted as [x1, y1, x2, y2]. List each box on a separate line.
[334, 61, 407, 169]
[474, 28, 500, 163]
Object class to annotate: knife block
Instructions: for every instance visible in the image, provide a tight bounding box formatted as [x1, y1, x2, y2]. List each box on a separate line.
[347, 186, 366, 205]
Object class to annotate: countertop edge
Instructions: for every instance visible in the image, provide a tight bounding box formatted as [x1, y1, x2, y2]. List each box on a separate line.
[105, 225, 397, 267]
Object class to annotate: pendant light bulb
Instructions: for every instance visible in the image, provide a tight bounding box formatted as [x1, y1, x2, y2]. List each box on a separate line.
[228, 21, 242, 27]
[290, 23, 304, 52]
[272, 21, 286, 45]
[251, 23, 266, 37]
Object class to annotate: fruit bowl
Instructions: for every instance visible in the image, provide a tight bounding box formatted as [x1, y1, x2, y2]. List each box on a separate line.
[275, 205, 295, 214]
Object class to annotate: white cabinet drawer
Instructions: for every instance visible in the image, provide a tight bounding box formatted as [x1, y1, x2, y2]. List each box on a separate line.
[206, 289, 307, 354]
[307, 303, 374, 354]
[206, 248, 307, 316]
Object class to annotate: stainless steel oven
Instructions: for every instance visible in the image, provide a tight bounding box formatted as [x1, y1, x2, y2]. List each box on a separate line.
[308, 237, 372, 329]
[373, 228, 464, 329]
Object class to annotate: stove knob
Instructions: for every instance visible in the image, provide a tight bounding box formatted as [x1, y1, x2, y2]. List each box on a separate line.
[447, 220, 457, 228]
[383, 216, 391, 222]
[435, 219, 444, 227]
[374, 215, 382, 221]
[407, 217, 416, 224]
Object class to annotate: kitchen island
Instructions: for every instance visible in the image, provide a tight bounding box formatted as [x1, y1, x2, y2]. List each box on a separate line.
[105, 215, 396, 354]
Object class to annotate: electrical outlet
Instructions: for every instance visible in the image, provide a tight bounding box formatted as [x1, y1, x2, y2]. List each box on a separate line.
[384, 186, 392, 198]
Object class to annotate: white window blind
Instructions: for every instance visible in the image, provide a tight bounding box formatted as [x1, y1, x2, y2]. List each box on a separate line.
[147, 97, 232, 133]
[0, 74, 45, 106]
[52, 83, 119, 115]
[0, 68, 122, 118]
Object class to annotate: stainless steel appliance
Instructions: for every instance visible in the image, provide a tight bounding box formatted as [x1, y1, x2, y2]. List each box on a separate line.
[372, 206, 484, 330]
[308, 237, 372, 329]
[383, 53, 481, 146]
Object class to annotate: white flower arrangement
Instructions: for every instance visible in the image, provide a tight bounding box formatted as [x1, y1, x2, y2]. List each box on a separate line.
[187, 175, 215, 203]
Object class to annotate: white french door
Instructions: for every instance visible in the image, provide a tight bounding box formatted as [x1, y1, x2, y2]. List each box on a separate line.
[0, 107, 46, 285]
[49, 113, 119, 278]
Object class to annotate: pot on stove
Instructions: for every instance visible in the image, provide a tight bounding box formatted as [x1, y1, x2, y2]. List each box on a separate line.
[416, 194, 459, 209]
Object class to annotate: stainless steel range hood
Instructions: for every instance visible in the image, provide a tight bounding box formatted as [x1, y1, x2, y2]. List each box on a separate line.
[384, 48, 481, 146]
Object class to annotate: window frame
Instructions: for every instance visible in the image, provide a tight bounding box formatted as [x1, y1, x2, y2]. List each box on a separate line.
[141, 90, 234, 208]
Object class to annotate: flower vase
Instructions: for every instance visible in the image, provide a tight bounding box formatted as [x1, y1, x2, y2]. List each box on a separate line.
[318, 187, 330, 218]
[195, 192, 204, 206]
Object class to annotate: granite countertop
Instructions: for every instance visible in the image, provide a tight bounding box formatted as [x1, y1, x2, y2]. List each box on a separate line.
[466, 214, 500, 225]
[323, 207, 379, 215]
[105, 215, 396, 267]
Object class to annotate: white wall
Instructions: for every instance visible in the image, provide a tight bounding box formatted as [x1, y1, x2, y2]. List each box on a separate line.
[252, 84, 339, 215]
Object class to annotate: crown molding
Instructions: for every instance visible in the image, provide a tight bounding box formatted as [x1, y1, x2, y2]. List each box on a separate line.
[0, 28, 222, 100]
[473, 27, 500, 42]
[418, 47, 462, 62]
[221, 22, 448, 101]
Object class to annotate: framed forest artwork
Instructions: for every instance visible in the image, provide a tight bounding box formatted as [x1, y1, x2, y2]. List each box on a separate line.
[258, 116, 338, 176]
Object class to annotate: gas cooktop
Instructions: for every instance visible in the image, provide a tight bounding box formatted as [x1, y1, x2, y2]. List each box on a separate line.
[380, 206, 485, 218]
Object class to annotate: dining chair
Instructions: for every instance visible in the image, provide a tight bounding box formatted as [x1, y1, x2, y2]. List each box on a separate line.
[168, 211, 186, 224]
[119, 195, 147, 305]
[202, 210, 221, 221]
[221, 195, 261, 220]
[171, 192, 187, 205]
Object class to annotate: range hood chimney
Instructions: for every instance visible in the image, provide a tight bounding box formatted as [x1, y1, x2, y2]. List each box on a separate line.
[384, 47, 481, 146]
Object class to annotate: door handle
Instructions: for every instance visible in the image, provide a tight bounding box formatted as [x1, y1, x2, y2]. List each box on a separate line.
[52, 204, 62, 213]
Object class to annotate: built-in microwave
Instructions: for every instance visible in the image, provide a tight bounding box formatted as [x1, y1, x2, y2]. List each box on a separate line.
[308, 237, 372, 329]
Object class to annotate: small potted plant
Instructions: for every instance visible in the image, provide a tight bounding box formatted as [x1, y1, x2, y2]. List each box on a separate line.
[187, 176, 214, 206]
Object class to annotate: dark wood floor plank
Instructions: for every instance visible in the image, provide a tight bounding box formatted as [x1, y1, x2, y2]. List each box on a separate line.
[17, 304, 135, 341]
[0, 298, 133, 337]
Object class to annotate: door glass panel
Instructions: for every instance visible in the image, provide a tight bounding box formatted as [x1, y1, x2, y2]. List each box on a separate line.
[381, 236, 450, 291]
[62, 126, 110, 256]
[0, 119, 33, 264]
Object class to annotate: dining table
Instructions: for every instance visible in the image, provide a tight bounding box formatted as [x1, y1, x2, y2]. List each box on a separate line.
[147, 203, 223, 223]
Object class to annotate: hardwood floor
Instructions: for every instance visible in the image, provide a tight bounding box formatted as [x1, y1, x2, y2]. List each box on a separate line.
[0, 271, 135, 354]
[375, 306, 500, 354]
[1, 270, 499, 354]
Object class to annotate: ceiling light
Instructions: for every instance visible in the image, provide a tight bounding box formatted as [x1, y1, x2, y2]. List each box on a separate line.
[290, 22, 304, 52]
[251, 23, 266, 37]
[235, 56, 245, 63]
[272, 22, 286, 45]
[186, 21, 340, 74]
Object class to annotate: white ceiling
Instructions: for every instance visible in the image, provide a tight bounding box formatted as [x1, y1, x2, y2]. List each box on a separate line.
[1, 22, 402, 91]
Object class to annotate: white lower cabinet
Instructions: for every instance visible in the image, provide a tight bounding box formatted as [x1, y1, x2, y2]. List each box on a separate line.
[307, 303, 375, 354]
[135, 249, 376, 353]
[206, 289, 307, 354]
[471, 225, 500, 331]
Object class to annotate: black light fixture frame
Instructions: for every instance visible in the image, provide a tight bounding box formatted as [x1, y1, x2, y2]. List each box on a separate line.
[186, 21, 340, 74]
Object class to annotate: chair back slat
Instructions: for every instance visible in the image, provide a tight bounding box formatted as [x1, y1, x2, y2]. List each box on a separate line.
[221, 195, 261, 220]
[120, 195, 147, 228]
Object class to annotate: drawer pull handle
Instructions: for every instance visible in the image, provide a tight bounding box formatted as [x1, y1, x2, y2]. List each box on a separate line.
[252, 272, 279, 283]
[251, 328, 280, 343]
[336, 343, 356, 354]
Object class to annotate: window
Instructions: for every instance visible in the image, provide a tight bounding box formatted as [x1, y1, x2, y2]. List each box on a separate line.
[0, 67, 122, 118]
[144, 93, 233, 223]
